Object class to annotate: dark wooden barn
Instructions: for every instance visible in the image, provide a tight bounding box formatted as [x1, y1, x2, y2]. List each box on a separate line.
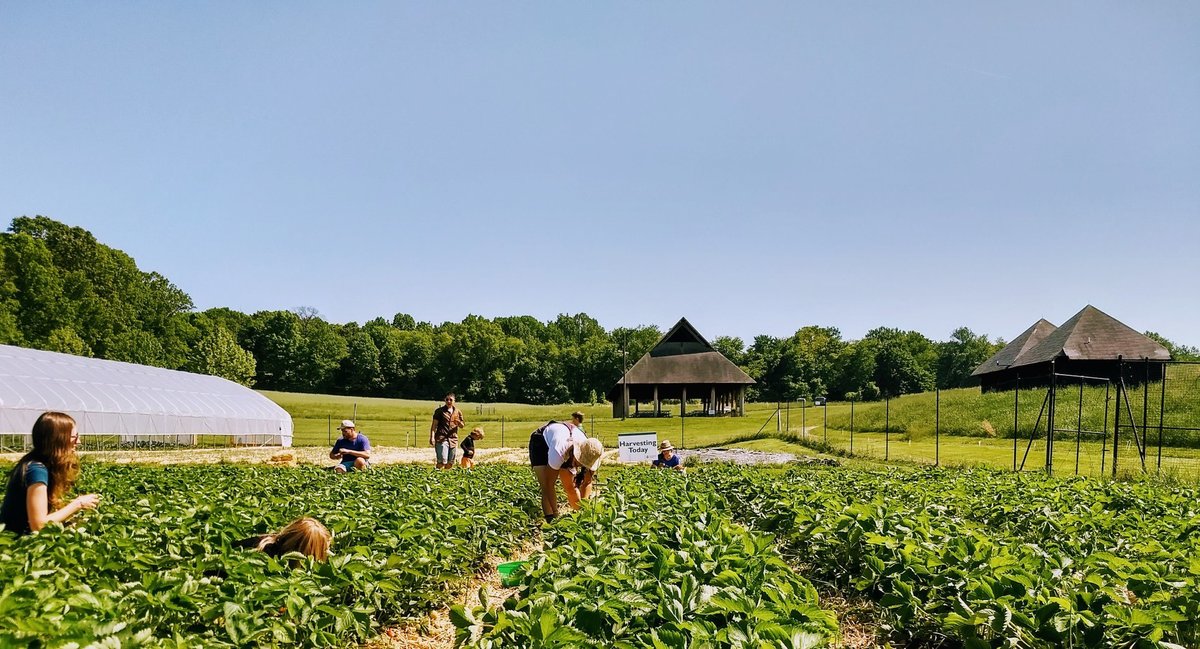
[607, 318, 755, 418]
[971, 305, 1169, 392]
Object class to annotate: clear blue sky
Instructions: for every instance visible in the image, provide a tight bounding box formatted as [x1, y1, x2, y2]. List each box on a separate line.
[3, 2, 1197, 346]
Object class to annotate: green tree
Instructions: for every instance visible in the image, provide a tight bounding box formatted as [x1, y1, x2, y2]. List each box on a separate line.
[185, 326, 257, 385]
[1145, 331, 1200, 361]
[935, 327, 1001, 389]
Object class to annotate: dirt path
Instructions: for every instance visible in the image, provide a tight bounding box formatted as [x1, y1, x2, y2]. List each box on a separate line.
[0, 446, 532, 467]
[367, 541, 542, 649]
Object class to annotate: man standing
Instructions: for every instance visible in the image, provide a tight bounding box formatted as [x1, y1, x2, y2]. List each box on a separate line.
[430, 393, 465, 470]
[330, 420, 371, 473]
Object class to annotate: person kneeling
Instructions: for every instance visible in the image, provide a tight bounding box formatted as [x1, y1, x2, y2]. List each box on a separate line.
[652, 440, 684, 471]
[330, 420, 371, 473]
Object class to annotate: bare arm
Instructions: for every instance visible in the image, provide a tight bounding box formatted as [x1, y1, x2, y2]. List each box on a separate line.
[26, 483, 100, 532]
[559, 469, 583, 510]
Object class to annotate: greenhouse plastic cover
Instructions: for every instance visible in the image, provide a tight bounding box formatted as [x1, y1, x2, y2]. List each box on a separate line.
[0, 344, 292, 446]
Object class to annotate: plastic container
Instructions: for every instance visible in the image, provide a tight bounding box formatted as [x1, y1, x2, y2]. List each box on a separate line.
[497, 561, 527, 587]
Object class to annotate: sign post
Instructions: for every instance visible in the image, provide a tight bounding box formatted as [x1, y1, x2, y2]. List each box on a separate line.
[618, 432, 658, 463]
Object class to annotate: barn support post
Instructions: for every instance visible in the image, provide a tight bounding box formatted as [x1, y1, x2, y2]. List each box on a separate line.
[654, 385, 660, 416]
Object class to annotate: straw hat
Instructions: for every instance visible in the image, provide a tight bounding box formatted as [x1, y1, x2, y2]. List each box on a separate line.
[659, 440, 674, 452]
[578, 438, 604, 472]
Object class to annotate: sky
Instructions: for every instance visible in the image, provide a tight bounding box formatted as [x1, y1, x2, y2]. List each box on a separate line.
[2, 2, 1198, 346]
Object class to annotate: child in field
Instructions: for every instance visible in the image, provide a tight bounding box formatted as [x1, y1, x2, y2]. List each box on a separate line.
[652, 440, 684, 471]
[460, 427, 484, 469]
[237, 517, 331, 563]
[1, 412, 101, 535]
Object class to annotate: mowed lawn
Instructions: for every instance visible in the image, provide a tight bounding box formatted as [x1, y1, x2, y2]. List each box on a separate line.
[262, 390, 785, 450]
[262, 390, 1200, 478]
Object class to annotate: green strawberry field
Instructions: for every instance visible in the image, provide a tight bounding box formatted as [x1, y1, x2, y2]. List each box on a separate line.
[1, 462, 1197, 648]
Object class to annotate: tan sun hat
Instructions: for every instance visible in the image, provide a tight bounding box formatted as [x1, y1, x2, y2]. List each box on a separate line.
[578, 438, 604, 472]
[340, 420, 356, 430]
[659, 440, 674, 452]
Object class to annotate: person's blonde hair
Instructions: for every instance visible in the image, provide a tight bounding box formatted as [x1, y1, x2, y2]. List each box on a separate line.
[8, 412, 80, 510]
[470, 426, 484, 439]
[260, 517, 331, 562]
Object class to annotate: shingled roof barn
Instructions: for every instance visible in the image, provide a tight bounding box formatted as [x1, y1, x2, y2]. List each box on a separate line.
[971, 305, 1170, 392]
[607, 318, 755, 418]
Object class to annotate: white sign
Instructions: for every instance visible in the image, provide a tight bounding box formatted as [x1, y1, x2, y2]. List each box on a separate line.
[618, 432, 658, 462]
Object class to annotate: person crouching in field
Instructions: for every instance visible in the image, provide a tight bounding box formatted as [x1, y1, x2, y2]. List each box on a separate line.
[330, 420, 371, 473]
[237, 517, 331, 563]
[460, 427, 484, 469]
[529, 413, 604, 522]
[652, 440, 684, 471]
[1, 412, 101, 535]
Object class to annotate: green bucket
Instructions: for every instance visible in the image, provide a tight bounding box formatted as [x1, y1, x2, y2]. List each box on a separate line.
[497, 561, 527, 587]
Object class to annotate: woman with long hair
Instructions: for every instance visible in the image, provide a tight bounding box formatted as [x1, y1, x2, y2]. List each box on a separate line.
[237, 517, 331, 563]
[1, 412, 101, 535]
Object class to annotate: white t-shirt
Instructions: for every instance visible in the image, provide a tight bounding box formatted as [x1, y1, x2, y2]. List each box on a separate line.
[543, 422, 587, 470]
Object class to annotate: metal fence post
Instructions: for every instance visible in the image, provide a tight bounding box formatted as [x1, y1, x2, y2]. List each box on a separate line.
[1013, 377, 1019, 471]
[936, 388, 940, 467]
[1101, 381, 1110, 475]
[1158, 362, 1166, 471]
[1075, 380, 1084, 475]
[850, 398, 855, 453]
[502, 415, 505, 448]
[1113, 359, 1122, 476]
[823, 400, 828, 444]
[885, 397, 890, 461]
[327, 415, 331, 446]
[1047, 361, 1057, 475]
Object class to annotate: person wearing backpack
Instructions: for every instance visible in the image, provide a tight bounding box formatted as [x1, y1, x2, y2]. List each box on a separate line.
[528, 411, 603, 522]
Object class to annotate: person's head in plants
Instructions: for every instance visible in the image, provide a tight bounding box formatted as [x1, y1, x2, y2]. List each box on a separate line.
[330, 420, 371, 473]
[529, 418, 600, 522]
[1, 411, 101, 535]
[652, 440, 683, 471]
[240, 517, 331, 563]
[570, 411, 585, 431]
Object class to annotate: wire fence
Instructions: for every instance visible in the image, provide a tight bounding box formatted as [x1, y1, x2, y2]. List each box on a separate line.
[770, 360, 1200, 479]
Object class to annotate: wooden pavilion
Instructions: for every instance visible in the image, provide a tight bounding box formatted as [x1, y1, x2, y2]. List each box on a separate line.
[971, 305, 1169, 392]
[606, 318, 755, 418]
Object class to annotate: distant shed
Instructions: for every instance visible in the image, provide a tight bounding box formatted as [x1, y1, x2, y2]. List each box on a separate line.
[607, 318, 755, 417]
[971, 305, 1169, 392]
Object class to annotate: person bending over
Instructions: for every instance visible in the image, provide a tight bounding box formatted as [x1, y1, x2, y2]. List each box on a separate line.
[238, 517, 331, 562]
[528, 413, 603, 522]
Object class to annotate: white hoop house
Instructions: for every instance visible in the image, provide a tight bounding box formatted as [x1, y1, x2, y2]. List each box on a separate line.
[0, 344, 292, 447]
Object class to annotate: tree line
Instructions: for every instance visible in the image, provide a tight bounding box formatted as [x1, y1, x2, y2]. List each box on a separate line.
[3, 217, 1196, 404]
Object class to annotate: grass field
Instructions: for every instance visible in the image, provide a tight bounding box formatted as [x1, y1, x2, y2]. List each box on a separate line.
[263, 390, 787, 451]
[263, 389, 1200, 479]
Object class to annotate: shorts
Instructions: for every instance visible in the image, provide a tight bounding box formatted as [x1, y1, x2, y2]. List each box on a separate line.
[435, 439, 457, 465]
[340, 458, 369, 472]
[528, 430, 549, 467]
